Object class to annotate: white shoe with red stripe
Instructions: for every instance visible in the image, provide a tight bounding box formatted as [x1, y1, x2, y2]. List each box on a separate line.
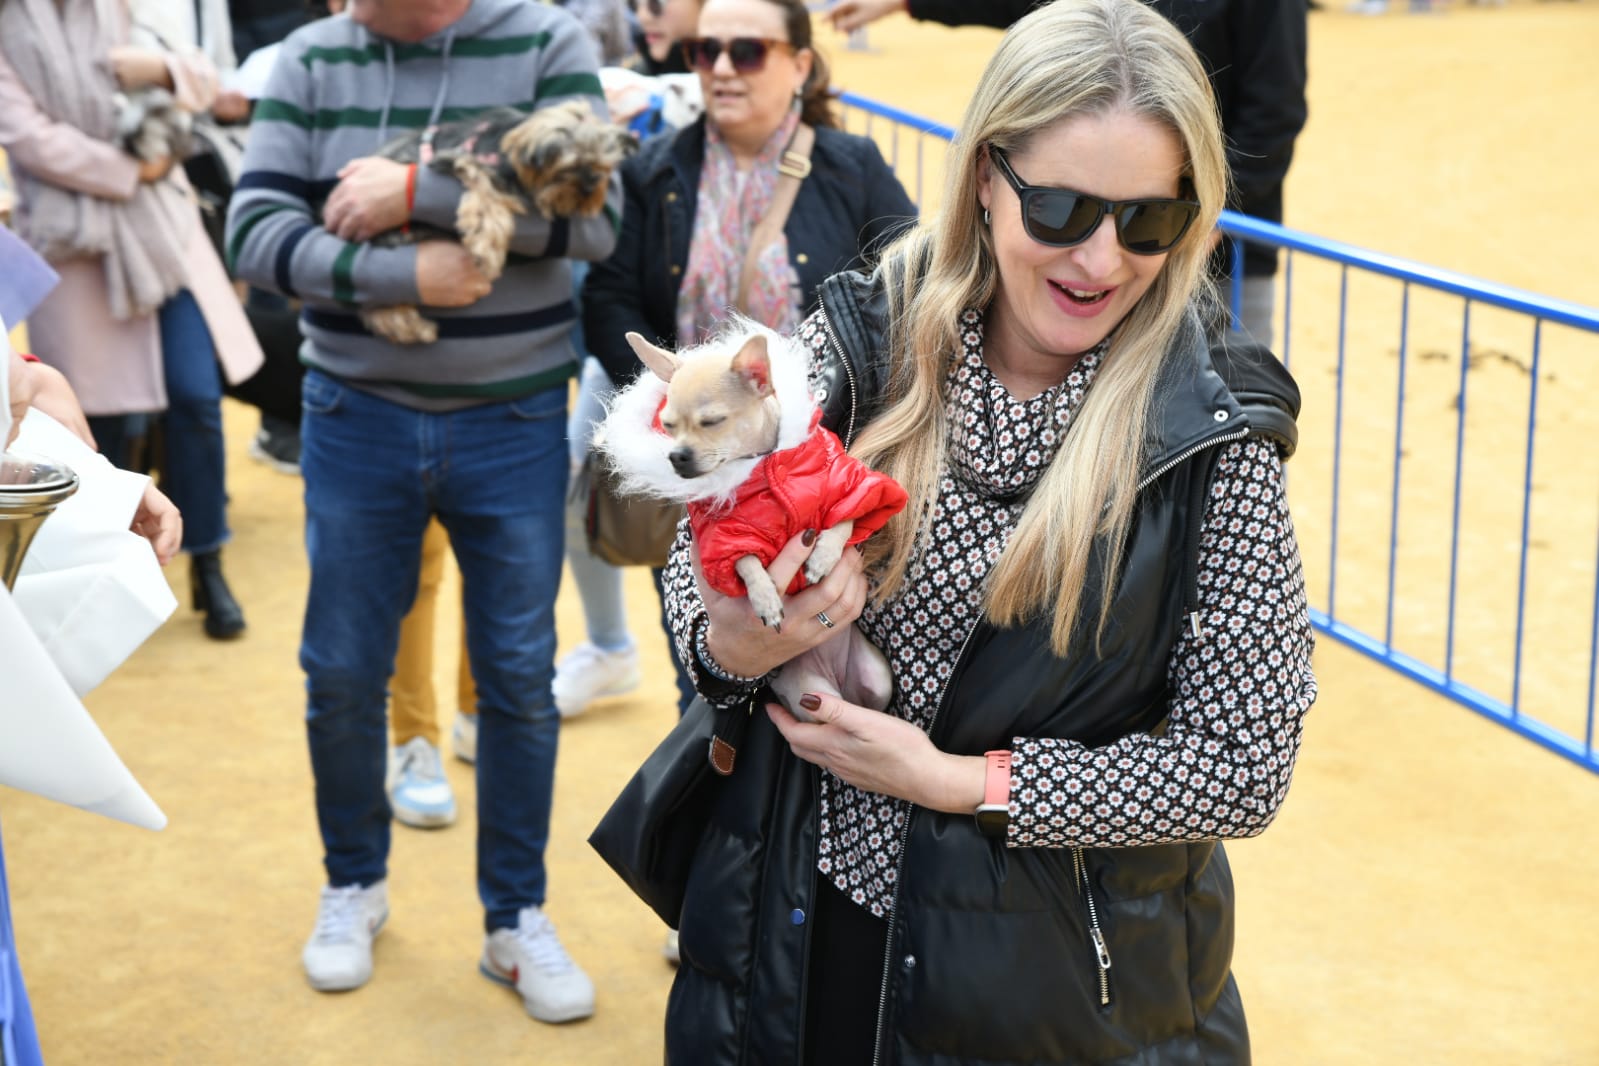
[480, 905, 595, 1023]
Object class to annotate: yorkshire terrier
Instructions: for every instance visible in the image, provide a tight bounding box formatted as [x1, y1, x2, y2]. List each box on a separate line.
[358, 99, 637, 344]
[599, 323, 908, 720]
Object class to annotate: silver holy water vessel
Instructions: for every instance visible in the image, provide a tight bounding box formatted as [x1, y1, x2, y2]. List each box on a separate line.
[0, 451, 79, 591]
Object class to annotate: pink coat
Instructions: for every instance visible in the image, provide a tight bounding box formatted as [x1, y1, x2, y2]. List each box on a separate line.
[0, 25, 262, 416]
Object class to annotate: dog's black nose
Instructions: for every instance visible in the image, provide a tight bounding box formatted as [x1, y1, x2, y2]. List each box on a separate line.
[668, 448, 698, 477]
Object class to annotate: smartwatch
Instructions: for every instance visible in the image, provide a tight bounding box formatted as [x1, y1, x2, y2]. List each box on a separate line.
[974, 750, 1012, 838]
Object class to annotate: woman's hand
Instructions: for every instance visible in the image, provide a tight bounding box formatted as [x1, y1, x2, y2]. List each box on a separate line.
[766, 691, 987, 813]
[107, 46, 174, 91]
[136, 155, 176, 184]
[699, 529, 869, 679]
[6, 348, 39, 448]
[130, 483, 182, 565]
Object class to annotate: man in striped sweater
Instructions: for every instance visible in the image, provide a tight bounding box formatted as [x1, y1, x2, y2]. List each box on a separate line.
[226, 0, 619, 1023]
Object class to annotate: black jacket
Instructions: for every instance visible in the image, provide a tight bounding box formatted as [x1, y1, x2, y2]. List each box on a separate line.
[665, 266, 1300, 1064]
[581, 118, 917, 384]
[906, 0, 1307, 277]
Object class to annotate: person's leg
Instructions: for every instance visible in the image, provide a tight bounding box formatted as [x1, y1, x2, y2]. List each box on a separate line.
[436, 384, 593, 1021]
[390, 517, 446, 748]
[451, 588, 481, 763]
[156, 290, 229, 555]
[1239, 275, 1277, 353]
[85, 414, 135, 471]
[299, 371, 432, 892]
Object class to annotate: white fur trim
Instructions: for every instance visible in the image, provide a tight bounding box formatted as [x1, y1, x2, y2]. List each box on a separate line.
[596, 317, 817, 507]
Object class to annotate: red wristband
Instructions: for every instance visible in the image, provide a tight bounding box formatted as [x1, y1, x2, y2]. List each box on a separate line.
[402, 163, 418, 235]
[18, 352, 40, 363]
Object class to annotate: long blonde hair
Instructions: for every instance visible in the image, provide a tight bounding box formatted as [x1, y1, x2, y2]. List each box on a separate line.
[853, 0, 1227, 656]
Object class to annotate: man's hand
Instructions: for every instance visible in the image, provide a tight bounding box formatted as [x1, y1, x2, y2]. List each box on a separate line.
[323, 157, 412, 242]
[136, 154, 176, 184]
[6, 347, 39, 448]
[212, 89, 251, 124]
[827, 0, 909, 33]
[415, 241, 492, 307]
[766, 692, 986, 813]
[130, 483, 182, 566]
[107, 46, 174, 91]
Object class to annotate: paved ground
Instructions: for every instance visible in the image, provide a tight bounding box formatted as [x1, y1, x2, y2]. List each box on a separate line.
[7, 4, 1598, 1063]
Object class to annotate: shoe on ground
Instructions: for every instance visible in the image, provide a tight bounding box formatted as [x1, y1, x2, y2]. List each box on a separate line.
[480, 905, 595, 1023]
[303, 880, 388, 992]
[452, 710, 478, 764]
[663, 929, 680, 967]
[248, 415, 301, 475]
[387, 737, 457, 829]
[551, 641, 641, 718]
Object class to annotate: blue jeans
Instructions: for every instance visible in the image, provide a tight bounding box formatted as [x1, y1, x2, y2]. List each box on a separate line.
[157, 290, 230, 554]
[298, 370, 568, 932]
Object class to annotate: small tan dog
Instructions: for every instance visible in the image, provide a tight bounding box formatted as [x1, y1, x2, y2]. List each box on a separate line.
[599, 322, 907, 717]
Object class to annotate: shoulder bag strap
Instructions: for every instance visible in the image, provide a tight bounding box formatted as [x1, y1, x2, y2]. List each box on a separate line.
[734, 122, 815, 316]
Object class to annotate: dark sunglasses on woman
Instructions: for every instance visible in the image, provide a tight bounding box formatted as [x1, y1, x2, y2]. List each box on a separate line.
[628, 0, 664, 16]
[681, 36, 792, 75]
[988, 146, 1200, 256]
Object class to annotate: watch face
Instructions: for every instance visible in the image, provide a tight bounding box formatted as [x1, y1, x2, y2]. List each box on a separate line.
[974, 805, 1009, 838]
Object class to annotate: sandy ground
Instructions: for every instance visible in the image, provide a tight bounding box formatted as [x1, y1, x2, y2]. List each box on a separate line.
[6, 4, 1599, 1064]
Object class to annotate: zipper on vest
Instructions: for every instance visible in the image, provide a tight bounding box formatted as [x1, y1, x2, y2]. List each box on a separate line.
[815, 303, 861, 448]
[1135, 427, 1247, 494]
[1074, 847, 1115, 1010]
[869, 616, 986, 1066]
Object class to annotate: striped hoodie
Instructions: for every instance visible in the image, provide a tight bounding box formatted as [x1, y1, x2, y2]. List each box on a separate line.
[225, 0, 620, 409]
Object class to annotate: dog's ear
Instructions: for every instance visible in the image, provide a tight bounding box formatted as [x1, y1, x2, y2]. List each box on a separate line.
[626, 331, 680, 382]
[730, 335, 774, 397]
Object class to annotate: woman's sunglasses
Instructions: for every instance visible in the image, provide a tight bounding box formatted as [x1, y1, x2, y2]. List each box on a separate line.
[681, 36, 792, 75]
[988, 146, 1200, 256]
[628, 0, 664, 16]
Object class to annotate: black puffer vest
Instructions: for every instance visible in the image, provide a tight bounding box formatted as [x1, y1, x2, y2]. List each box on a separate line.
[666, 268, 1300, 1065]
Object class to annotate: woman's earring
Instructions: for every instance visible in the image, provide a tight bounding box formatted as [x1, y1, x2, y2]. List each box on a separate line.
[983, 208, 991, 226]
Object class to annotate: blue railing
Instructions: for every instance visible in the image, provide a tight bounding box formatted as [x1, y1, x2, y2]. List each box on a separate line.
[836, 91, 1599, 776]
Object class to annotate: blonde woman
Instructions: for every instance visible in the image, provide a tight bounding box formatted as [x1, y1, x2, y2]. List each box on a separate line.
[653, 0, 1317, 1060]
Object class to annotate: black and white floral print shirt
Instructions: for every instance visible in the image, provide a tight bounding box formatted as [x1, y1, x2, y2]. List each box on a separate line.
[664, 309, 1317, 921]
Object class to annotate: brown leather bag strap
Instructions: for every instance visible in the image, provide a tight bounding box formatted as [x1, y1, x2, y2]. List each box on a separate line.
[734, 123, 815, 317]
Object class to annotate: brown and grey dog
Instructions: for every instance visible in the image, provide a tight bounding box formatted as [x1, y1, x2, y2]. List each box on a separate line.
[357, 99, 636, 344]
[114, 87, 193, 163]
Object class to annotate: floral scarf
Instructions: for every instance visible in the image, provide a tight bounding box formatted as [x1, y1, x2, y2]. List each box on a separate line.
[675, 109, 804, 348]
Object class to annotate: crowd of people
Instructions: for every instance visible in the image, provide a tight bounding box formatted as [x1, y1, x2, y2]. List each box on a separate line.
[2, 0, 1321, 1061]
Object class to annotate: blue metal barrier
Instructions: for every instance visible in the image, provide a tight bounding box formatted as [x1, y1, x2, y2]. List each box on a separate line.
[837, 91, 1599, 776]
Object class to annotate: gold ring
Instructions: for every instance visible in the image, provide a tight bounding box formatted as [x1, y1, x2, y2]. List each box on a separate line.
[815, 610, 835, 629]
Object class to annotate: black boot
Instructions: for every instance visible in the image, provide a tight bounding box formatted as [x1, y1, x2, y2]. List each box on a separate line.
[191, 550, 246, 640]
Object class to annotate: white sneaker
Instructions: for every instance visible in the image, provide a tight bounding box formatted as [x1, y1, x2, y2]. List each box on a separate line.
[302, 880, 388, 992]
[480, 905, 595, 1023]
[551, 641, 641, 718]
[386, 737, 457, 829]
[452, 711, 478, 765]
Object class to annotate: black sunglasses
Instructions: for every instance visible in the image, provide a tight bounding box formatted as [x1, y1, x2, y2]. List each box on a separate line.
[628, 0, 663, 16]
[681, 36, 792, 75]
[988, 146, 1200, 256]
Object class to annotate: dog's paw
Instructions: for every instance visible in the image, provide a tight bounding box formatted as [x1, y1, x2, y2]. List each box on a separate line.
[802, 522, 853, 587]
[749, 585, 785, 631]
[363, 306, 438, 345]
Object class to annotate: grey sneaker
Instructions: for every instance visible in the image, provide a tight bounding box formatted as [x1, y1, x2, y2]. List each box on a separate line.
[551, 641, 641, 718]
[480, 905, 595, 1023]
[386, 737, 457, 829]
[451, 710, 478, 765]
[302, 880, 388, 992]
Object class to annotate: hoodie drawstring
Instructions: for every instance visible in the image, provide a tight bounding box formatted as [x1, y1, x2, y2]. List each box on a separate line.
[372, 28, 455, 148]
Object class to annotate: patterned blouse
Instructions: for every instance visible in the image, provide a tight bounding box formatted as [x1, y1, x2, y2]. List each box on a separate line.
[664, 308, 1318, 921]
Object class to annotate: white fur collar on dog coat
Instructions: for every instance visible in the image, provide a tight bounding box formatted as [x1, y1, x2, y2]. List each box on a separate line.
[597, 319, 818, 509]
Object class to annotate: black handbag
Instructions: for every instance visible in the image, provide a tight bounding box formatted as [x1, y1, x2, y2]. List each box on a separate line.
[579, 452, 683, 569]
[588, 695, 754, 927]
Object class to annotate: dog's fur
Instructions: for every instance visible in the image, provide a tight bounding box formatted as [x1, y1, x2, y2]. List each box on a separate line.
[600, 324, 897, 720]
[114, 87, 193, 163]
[356, 100, 636, 344]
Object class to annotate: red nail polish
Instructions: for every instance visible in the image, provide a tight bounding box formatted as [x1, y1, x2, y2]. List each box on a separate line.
[801, 528, 817, 547]
[799, 693, 821, 711]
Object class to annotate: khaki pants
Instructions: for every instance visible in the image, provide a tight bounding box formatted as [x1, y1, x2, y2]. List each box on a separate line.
[390, 518, 477, 746]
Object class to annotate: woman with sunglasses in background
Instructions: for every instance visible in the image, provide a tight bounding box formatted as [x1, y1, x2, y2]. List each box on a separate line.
[639, 0, 1318, 1061]
[580, 0, 916, 910]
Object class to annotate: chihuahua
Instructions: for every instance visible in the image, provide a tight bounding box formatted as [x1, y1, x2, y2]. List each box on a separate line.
[599, 322, 907, 717]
